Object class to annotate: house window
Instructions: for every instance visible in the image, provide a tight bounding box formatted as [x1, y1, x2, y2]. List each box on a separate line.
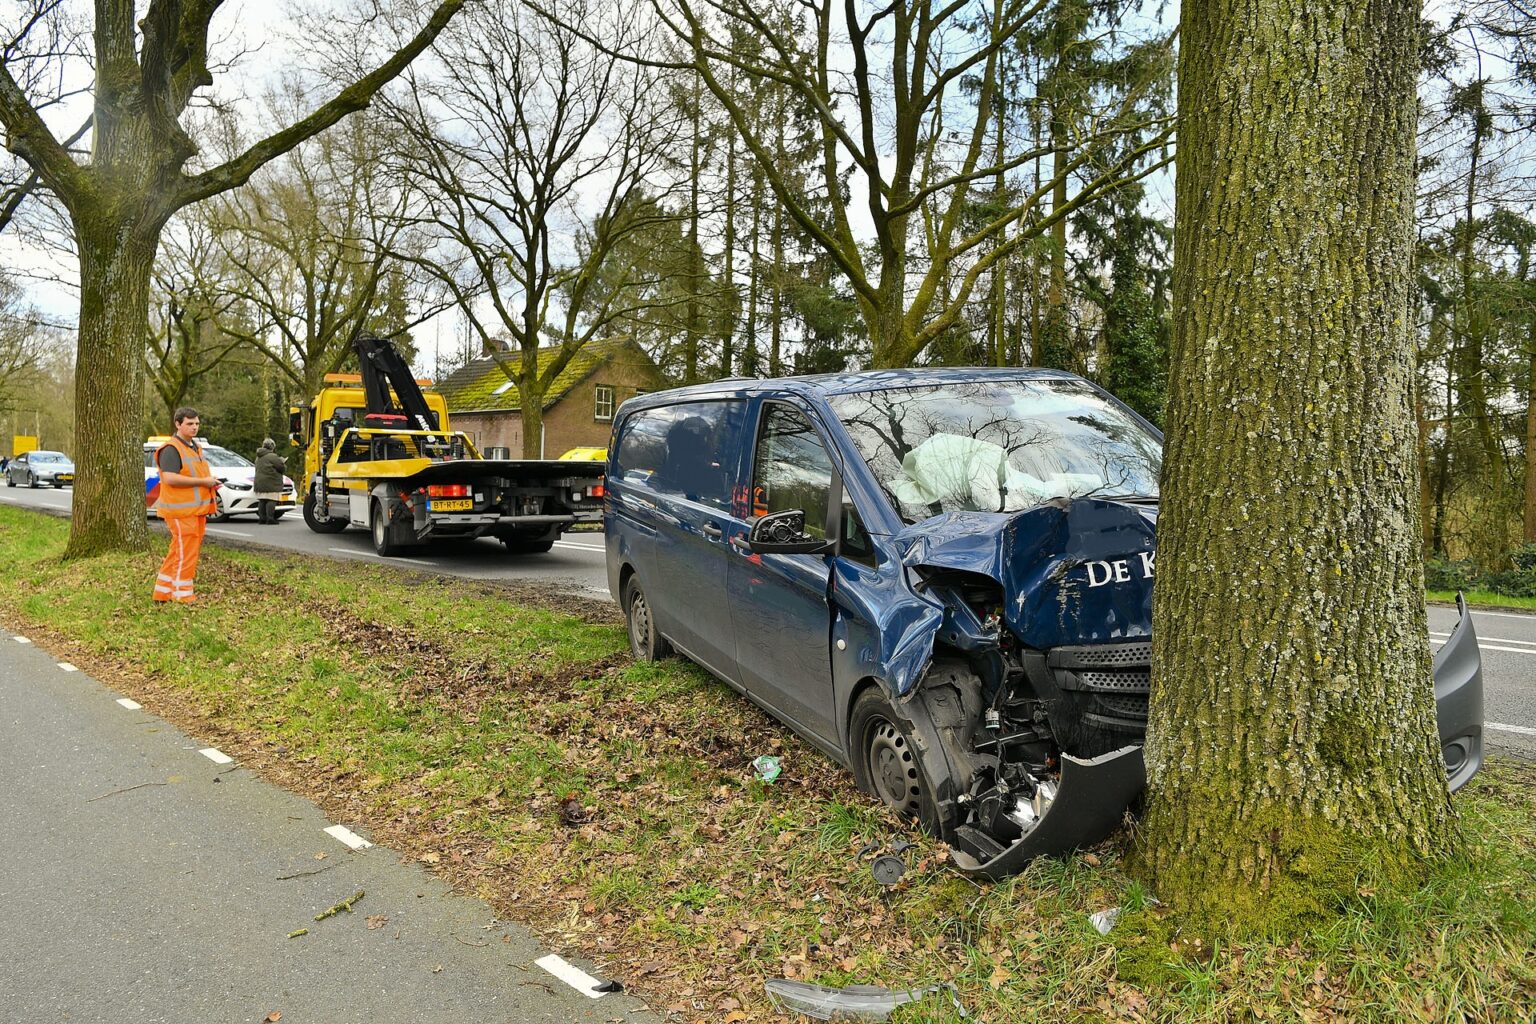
[594, 384, 616, 421]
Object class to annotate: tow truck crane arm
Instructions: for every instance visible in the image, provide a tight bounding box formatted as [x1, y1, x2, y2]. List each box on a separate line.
[354, 333, 440, 433]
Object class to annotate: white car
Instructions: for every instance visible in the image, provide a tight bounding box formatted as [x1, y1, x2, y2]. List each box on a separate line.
[144, 439, 296, 521]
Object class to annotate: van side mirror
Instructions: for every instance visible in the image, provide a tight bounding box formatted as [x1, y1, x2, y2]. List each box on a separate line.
[748, 510, 835, 555]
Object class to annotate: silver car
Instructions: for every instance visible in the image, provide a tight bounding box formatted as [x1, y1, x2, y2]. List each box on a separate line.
[5, 450, 75, 488]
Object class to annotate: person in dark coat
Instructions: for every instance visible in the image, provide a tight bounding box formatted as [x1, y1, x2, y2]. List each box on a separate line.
[253, 438, 287, 524]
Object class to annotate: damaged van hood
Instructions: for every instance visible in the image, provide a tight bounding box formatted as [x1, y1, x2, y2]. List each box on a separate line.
[884, 498, 1158, 697]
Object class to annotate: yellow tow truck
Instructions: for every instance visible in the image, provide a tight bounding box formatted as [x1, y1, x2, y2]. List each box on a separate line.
[292, 335, 604, 556]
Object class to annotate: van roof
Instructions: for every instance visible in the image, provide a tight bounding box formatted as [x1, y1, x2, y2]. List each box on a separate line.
[618, 366, 1083, 411]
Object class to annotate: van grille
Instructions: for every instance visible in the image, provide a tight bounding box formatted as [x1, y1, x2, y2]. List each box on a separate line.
[1044, 642, 1151, 757]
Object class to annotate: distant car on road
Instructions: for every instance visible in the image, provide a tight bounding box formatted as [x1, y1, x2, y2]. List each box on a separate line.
[144, 439, 295, 522]
[5, 450, 74, 488]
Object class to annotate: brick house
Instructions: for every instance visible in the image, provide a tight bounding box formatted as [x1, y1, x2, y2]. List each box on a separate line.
[434, 338, 665, 457]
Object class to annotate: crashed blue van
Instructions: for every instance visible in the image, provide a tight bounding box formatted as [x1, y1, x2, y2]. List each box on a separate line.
[604, 369, 1484, 880]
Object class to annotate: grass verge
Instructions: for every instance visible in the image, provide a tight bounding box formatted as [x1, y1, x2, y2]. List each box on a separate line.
[2, 505, 1533, 1023]
[1428, 589, 1536, 612]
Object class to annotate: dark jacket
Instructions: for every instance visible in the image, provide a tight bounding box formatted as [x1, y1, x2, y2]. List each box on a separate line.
[253, 450, 287, 493]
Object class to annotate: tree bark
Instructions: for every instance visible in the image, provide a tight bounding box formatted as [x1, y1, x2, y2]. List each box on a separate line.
[1138, 0, 1456, 936]
[65, 221, 158, 557]
[1524, 314, 1536, 542]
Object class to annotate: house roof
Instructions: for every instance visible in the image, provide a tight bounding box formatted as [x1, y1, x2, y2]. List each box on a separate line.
[435, 338, 634, 414]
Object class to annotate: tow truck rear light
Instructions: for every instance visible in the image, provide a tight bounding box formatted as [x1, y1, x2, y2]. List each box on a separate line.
[590, 482, 604, 498]
[427, 484, 469, 497]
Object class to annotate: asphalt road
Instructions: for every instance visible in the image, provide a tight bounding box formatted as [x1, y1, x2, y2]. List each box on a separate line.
[4, 484, 1532, 761]
[0, 624, 654, 1023]
[0, 485, 614, 597]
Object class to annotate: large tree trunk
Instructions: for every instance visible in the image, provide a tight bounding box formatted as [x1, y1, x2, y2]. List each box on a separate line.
[1138, 0, 1456, 935]
[64, 220, 158, 558]
[1524, 316, 1536, 542]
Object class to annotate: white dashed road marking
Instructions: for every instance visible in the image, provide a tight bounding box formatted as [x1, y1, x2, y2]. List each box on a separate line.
[535, 954, 610, 998]
[57, 662, 78, 672]
[116, 698, 143, 710]
[323, 824, 373, 850]
[551, 541, 605, 554]
[199, 748, 233, 764]
[205, 528, 253, 538]
[1488, 722, 1536, 737]
[12, 636, 30, 644]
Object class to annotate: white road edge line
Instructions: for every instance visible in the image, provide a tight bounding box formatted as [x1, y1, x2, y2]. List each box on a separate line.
[12, 636, 30, 644]
[116, 698, 142, 710]
[206, 528, 253, 538]
[535, 953, 609, 998]
[323, 824, 373, 850]
[57, 662, 78, 672]
[198, 748, 233, 764]
[1488, 722, 1536, 737]
[324, 547, 438, 567]
[1463, 608, 1536, 621]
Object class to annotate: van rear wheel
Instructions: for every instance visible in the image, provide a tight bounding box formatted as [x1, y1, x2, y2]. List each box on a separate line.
[622, 576, 672, 661]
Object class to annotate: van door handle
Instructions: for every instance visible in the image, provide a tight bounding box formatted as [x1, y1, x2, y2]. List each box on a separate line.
[701, 523, 723, 540]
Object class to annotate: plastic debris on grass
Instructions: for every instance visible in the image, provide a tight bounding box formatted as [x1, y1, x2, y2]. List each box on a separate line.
[752, 755, 783, 783]
[766, 979, 975, 1020]
[1089, 907, 1121, 935]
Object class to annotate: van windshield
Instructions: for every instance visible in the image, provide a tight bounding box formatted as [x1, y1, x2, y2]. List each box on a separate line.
[829, 379, 1162, 522]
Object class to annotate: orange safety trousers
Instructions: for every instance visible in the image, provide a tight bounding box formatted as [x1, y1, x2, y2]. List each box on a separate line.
[153, 516, 206, 603]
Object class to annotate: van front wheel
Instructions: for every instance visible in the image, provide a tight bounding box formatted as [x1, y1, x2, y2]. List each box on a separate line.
[622, 576, 672, 661]
[849, 689, 941, 832]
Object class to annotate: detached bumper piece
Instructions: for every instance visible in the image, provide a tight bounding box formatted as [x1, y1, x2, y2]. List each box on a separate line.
[949, 746, 1145, 882]
[1434, 593, 1485, 793]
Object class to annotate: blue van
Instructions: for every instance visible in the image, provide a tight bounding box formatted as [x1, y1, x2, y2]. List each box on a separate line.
[604, 369, 1484, 879]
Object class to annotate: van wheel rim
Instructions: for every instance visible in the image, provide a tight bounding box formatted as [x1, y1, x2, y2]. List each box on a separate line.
[867, 720, 921, 815]
[629, 591, 652, 656]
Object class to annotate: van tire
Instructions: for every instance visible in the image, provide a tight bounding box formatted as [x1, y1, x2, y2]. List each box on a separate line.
[623, 576, 672, 661]
[302, 490, 349, 534]
[849, 688, 942, 833]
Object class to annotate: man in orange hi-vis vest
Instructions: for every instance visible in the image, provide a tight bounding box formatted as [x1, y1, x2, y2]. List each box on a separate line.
[152, 407, 222, 604]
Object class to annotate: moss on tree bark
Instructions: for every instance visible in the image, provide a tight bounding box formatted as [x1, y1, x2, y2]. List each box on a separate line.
[1136, 0, 1458, 936]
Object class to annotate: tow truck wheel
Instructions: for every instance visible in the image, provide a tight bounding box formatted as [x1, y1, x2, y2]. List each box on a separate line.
[850, 689, 940, 831]
[622, 576, 672, 661]
[371, 499, 408, 557]
[302, 491, 349, 534]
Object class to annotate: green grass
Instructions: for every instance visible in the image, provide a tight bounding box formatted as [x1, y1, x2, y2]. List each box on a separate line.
[3, 505, 1534, 1023]
[1428, 589, 1536, 612]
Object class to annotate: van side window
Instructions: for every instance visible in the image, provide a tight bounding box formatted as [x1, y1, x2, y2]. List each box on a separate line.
[614, 401, 744, 510]
[752, 404, 834, 539]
